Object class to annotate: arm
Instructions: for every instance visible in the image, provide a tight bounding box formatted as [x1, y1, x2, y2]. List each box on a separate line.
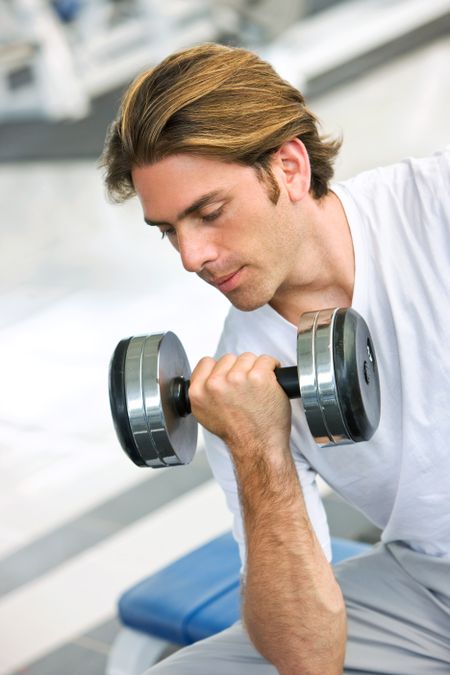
[190, 353, 346, 675]
[236, 445, 346, 675]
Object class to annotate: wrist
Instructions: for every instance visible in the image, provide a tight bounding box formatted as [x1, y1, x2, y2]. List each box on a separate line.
[229, 436, 292, 470]
[232, 442, 300, 499]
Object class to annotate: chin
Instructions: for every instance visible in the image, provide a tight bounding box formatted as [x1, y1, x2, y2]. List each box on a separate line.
[230, 301, 262, 313]
[227, 288, 272, 313]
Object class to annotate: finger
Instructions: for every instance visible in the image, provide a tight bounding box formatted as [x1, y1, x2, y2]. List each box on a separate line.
[190, 356, 217, 388]
[246, 354, 282, 389]
[190, 354, 237, 391]
[227, 352, 258, 376]
[209, 353, 239, 377]
[250, 354, 281, 373]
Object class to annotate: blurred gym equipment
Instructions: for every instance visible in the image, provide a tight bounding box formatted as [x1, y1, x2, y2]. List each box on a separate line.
[1, 0, 449, 122]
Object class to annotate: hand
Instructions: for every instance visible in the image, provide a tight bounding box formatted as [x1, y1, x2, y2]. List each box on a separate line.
[189, 353, 292, 459]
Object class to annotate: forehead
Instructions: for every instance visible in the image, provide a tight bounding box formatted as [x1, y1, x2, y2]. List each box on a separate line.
[131, 155, 257, 216]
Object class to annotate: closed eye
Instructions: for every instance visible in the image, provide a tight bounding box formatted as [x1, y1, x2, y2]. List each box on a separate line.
[159, 205, 225, 238]
[202, 206, 224, 223]
[160, 228, 176, 240]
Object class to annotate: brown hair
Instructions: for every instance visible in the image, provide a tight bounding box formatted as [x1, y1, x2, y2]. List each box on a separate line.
[101, 43, 341, 202]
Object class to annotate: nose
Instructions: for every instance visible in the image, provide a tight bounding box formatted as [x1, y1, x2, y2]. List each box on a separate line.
[176, 228, 218, 273]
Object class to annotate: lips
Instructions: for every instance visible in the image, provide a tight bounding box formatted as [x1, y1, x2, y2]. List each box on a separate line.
[212, 270, 239, 286]
[214, 268, 243, 293]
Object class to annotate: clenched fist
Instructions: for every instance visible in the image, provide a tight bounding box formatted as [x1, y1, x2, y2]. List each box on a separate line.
[188, 352, 292, 461]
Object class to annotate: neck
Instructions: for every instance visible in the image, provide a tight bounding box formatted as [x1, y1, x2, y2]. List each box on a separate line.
[269, 190, 355, 325]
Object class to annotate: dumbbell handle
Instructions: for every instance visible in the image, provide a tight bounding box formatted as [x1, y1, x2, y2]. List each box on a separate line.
[172, 366, 300, 418]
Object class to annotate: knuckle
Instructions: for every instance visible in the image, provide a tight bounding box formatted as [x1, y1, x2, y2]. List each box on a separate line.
[227, 370, 246, 385]
[192, 357, 215, 378]
[239, 351, 256, 361]
[248, 368, 266, 385]
[198, 356, 215, 367]
[205, 374, 224, 394]
[219, 352, 236, 363]
[257, 354, 278, 366]
[214, 353, 237, 372]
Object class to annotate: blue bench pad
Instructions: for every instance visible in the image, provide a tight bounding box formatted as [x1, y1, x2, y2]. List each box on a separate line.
[119, 532, 370, 645]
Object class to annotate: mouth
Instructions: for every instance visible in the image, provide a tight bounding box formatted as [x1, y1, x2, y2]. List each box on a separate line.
[210, 268, 243, 293]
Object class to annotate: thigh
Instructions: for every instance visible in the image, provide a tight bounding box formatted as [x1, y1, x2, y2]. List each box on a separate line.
[142, 621, 276, 675]
[337, 543, 450, 675]
[144, 544, 450, 675]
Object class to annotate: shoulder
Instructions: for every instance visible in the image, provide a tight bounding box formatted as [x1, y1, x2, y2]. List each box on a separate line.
[334, 147, 450, 242]
[337, 146, 450, 205]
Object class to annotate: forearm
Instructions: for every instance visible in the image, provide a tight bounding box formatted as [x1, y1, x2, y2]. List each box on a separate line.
[234, 446, 346, 675]
[189, 352, 345, 670]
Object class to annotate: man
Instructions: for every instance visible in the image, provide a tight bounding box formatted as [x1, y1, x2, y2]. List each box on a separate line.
[102, 43, 450, 674]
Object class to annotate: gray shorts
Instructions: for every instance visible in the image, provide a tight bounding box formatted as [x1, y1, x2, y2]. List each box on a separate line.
[144, 541, 450, 674]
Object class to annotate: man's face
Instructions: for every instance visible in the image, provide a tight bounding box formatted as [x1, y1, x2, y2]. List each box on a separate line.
[132, 154, 304, 312]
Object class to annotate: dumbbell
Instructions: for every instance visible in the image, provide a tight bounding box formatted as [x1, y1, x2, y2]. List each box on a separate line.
[109, 307, 380, 468]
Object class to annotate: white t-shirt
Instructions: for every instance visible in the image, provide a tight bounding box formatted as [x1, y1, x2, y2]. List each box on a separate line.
[203, 147, 450, 569]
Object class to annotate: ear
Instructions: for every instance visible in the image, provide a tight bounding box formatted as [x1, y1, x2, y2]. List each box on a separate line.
[272, 138, 311, 203]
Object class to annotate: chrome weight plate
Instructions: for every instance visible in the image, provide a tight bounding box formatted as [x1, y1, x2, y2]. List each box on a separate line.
[146, 332, 197, 466]
[297, 308, 380, 446]
[332, 308, 380, 443]
[109, 307, 380, 468]
[109, 337, 146, 467]
[110, 332, 197, 467]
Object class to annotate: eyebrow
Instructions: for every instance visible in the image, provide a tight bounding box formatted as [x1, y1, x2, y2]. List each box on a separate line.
[144, 190, 225, 227]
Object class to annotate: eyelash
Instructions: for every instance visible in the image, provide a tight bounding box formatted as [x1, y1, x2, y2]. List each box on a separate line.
[160, 207, 224, 239]
[202, 207, 224, 223]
